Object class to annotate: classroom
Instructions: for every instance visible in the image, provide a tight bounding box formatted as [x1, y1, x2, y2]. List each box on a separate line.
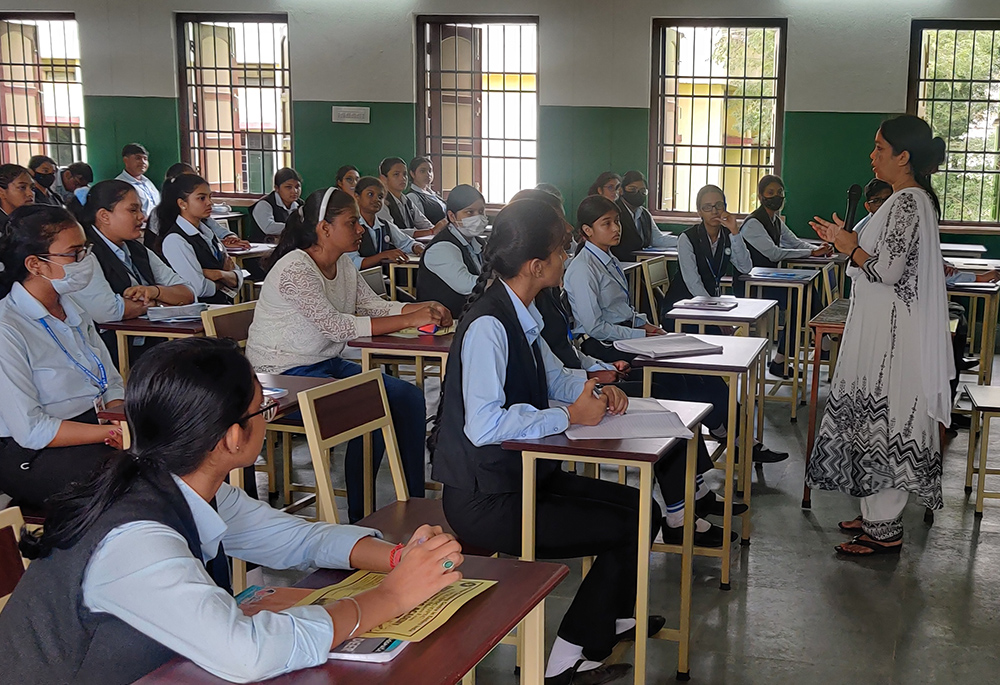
[0, 1, 999, 683]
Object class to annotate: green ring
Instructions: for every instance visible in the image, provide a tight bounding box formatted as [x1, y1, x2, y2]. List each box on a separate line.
[442, 559, 455, 570]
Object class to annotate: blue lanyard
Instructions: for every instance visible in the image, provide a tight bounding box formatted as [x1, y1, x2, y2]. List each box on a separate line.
[39, 319, 108, 397]
[584, 243, 631, 301]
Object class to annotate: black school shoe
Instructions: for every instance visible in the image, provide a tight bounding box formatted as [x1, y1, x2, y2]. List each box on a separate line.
[695, 495, 749, 518]
[768, 360, 791, 378]
[614, 615, 667, 643]
[661, 519, 736, 548]
[544, 661, 632, 685]
[753, 444, 789, 463]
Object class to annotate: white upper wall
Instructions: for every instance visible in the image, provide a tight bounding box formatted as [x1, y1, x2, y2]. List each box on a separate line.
[6, 0, 1000, 112]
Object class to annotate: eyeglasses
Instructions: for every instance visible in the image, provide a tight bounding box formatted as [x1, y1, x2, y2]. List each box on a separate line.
[242, 397, 279, 423]
[867, 196, 888, 207]
[700, 201, 727, 213]
[40, 243, 93, 263]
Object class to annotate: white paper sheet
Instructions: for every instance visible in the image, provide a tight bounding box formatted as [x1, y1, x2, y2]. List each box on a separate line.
[564, 403, 694, 441]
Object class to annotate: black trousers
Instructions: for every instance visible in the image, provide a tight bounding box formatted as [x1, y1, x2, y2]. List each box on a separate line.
[950, 302, 969, 404]
[443, 470, 662, 660]
[0, 410, 114, 512]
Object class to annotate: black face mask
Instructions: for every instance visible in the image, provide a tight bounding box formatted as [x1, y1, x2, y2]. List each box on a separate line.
[762, 194, 784, 211]
[34, 172, 55, 189]
[622, 188, 648, 207]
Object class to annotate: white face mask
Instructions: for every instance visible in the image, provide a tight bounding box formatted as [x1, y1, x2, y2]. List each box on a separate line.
[455, 213, 488, 238]
[40, 255, 94, 295]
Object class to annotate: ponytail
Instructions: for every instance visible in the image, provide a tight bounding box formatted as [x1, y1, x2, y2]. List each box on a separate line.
[268, 187, 358, 268]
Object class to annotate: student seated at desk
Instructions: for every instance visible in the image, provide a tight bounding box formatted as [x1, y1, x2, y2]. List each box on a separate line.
[249, 166, 302, 243]
[588, 171, 622, 202]
[52, 161, 93, 204]
[852, 178, 893, 236]
[335, 164, 360, 196]
[431, 199, 662, 685]
[28, 155, 63, 206]
[246, 187, 450, 522]
[416, 184, 488, 318]
[0, 163, 34, 229]
[349, 176, 423, 270]
[406, 155, 448, 224]
[146, 163, 248, 249]
[156, 174, 244, 304]
[0, 205, 124, 512]
[115, 142, 160, 219]
[377, 156, 445, 238]
[611, 170, 678, 262]
[71, 180, 195, 362]
[660, 184, 753, 318]
[0, 337, 465, 685]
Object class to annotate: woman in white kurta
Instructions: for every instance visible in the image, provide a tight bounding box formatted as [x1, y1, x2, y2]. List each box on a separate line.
[808, 115, 953, 556]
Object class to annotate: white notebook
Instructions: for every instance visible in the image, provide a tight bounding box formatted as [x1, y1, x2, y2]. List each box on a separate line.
[613, 333, 723, 359]
[673, 296, 738, 311]
[564, 398, 693, 441]
[146, 303, 208, 322]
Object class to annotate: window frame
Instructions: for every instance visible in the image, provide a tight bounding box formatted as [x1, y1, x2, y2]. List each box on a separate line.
[175, 12, 293, 200]
[907, 19, 1000, 229]
[415, 14, 540, 210]
[648, 17, 788, 223]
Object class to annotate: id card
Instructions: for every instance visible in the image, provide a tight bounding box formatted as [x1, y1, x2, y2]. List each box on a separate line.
[94, 394, 108, 424]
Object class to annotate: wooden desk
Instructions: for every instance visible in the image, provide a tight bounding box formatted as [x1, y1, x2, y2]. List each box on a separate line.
[966, 384, 1000, 517]
[135, 556, 568, 685]
[349, 332, 453, 390]
[632, 247, 678, 263]
[947, 281, 1000, 385]
[944, 257, 1000, 272]
[620, 261, 643, 305]
[941, 242, 987, 258]
[802, 298, 850, 509]
[98, 317, 205, 379]
[386, 255, 420, 299]
[212, 211, 245, 238]
[667, 297, 777, 337]
[504, 399, 713, 683]
[227, 243, 274, 300]
[739, 267, 820, 421]
[783, 253, 848, 298]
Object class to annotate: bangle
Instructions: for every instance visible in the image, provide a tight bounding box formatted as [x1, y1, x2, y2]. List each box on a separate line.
[153, 285, 161, 300]
[340, 595, 362, 638]
[388, 542, 405, 569]
[849, 246, 862, 265]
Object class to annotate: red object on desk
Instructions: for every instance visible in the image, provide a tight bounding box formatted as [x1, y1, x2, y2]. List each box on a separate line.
[348, 334, 454, 353]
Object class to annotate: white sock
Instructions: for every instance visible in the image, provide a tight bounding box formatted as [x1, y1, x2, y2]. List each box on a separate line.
[615, 618, 636, 634]
[695, 478, 712, 500]
[545, 638, 584, 678]
[665, 510, 712, 532]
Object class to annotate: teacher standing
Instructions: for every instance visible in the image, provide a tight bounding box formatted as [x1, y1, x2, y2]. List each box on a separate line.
[807, 115, 953, 556]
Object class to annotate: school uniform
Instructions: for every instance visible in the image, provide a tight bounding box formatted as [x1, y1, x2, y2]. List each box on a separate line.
[249, 191, 299, 242]
[115, 171, 161, 218]
[416, 224, 483, 317]
[160, 217, 242, 304]
[0, 472, 380, 684]
[661, 223, 753, 315]
[377, 192, 434, 236]
[406, 186, 447, 224]
[0, 283, 122, 510]
[32, 185, 63, 206]
[0, 207, 10, 231]
[739, 206, 814, 268]
[610, 197, 677, 263]
[51, 167, 76, 203]
[433, 279, 662, 661]
[347, 215, 419, 270]
[147, 212, 235, 244]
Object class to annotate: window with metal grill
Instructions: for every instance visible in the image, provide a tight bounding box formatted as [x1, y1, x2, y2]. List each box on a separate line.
[650, 20, 786, 216]
[416, 16, 538, 205]
[909, 21, 1000, 225]
[177, 14, 291, 197]
[0, 14, 86, 165]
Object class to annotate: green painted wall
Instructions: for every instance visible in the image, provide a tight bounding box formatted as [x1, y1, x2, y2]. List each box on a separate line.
[539, 105, 649, 222]
[84, 96, 181, 187]
[292, 101, 416, 194]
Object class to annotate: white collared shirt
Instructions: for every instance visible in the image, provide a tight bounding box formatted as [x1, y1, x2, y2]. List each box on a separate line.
[376, 192, 434, 235]
[420, 224, 483, 296]
[346, 215, 419, 269]
[564, 242, 647, 341]
[252, 194, 300, 237]
[115, 170, 161, 217]
[161, 217, 244, 299]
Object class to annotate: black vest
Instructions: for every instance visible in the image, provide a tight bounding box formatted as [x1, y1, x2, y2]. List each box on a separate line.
[385, 193, 412, 231]
[536, 287, 582, 370]
[160, 221, 231, 305]
[611, 198, 651, 262]
[416, 227, 482, 318]
[87, 226, 156, 294]
[0, 475, 227, 685]
[358, 218, 395, 258]
[249, 192, 291, 242]
[742, 206, 782, 268]
[663, 223, 731, 312]
[432, 281, 557, 493]
[409, 190, 446, 224]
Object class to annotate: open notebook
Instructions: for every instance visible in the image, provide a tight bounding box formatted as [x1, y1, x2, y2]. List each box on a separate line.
[561, 397, 694, 441]
[613, 333, 723, 359]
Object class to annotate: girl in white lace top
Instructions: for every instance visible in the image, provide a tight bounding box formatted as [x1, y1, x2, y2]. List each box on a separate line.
[245, 187, 451, 522]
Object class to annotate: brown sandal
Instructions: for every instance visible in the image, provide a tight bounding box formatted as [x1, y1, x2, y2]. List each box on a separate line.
[835, 535, 902, 556]
[838, 516, 863, 533]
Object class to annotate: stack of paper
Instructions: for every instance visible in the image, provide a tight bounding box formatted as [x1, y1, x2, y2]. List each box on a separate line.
[146, 303, 208, 322]
[613, 333, 723, 359]
[673, 296, 738, 311]
[565, 398, 694, 441]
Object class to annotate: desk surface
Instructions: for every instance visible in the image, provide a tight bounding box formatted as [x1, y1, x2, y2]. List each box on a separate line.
[211, 211, 243, 222]
[947, 281, 1000, 295]
[944, 257, 1000, 272]
[620, 261, 642, 273]
[632, 248, 678, 258]
[782, 253, 848, 265]
[227, 243, 274, 258]
[631, 334, 767, 373]
[668, 297, 777, 323]
[941, 242, 987, 255]
[503, 399, 712, 461]
[740, 267, 820, 284]
[348, 333, 454, 353]
[809, 298, 851, 329]
[135, 557, 568, 685]
[968, 383, 1000, 411]
[97, 317, 205, 335]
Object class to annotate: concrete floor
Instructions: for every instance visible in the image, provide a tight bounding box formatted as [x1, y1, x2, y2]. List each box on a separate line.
[258, 368, 1000, 684]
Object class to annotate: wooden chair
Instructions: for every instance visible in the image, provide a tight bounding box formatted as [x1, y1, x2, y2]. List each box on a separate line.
[0, 506, 29, 614]
[201, 300, 257, 348]
[641, 256, 671, 326]
[360, 266, 390, 301]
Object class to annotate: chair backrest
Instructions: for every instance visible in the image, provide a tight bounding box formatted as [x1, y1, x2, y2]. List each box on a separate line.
[298, 370, 407, 523]
[201, 301, 257, 348]
[0, 506, 29, 614]
[360, 267, 389, 300]
[642, 256, 671, 326]
[821, 262, 841, 305]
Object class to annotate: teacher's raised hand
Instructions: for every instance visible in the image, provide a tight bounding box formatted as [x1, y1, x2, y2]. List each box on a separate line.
[809, 212, 858, 255]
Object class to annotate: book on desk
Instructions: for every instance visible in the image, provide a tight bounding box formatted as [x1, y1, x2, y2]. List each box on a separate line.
[673, 296, 738, 311]
[613, 333, 724, 359]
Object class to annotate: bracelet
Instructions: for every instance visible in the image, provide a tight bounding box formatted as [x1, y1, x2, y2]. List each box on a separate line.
[340, 595, 362, 638]
[849, 246, 861, 265]
[153, 285, 161, 300]
[388, 542, 405, 569]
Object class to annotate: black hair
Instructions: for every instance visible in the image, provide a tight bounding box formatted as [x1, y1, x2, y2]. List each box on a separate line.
[273, 167, 302, 187]
[0, 163, 30, 189]
[878, 114, 946, 217]
[268, 187, 359, 268]
[67, 162, 94, 184]
[27, 155, 55, 171]
[535, 182, 564, 202]
[164, 162, 195, 182]
[18, 337, 256, 560]
[510, 188, 562, 214]
[379, 157, 407, 177]
[335, 165, 359, 185]
[622, 170, 646, 188]
[408, 156, 432, 175]
[80, 179, 136, 229]
[154, 174, 210, 252]
[696, 184, 726, 208]
[446, 184, 484, 215]
[575, 194, 620, 244]
[864, 178, 893, 201]
[757, 174, 784, 197]
[354, 176, 385, 198]
[122, 142, 148, 157]
[0, 205, 79, 298]
[587, 171, 622, 197]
